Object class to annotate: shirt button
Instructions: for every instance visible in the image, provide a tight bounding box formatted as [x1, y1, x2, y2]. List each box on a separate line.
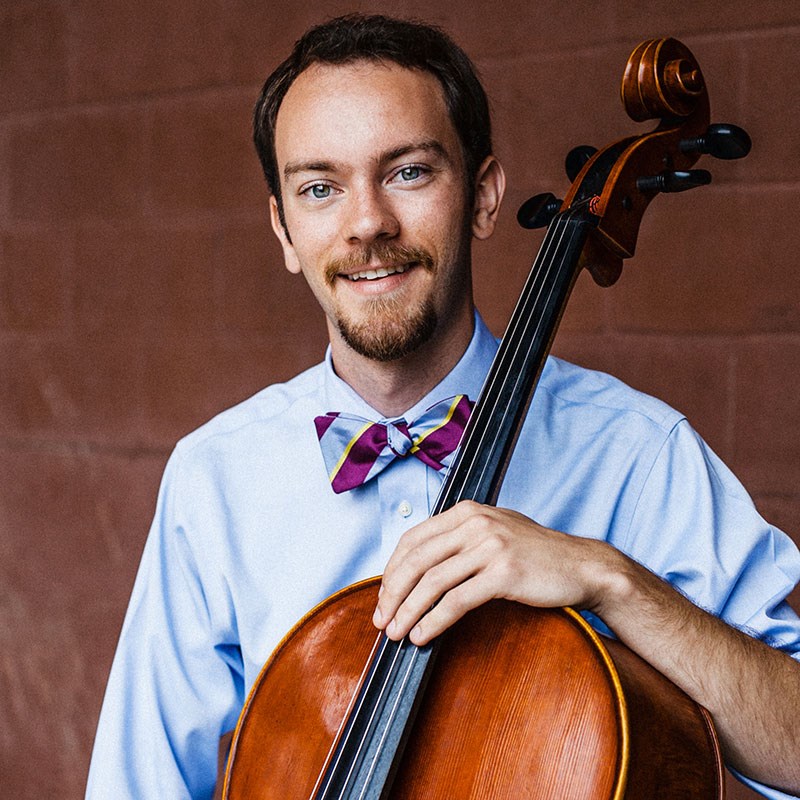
[398, 500, 413, 518]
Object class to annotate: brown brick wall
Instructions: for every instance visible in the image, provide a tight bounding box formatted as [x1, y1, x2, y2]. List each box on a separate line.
[1, 2, 797, 797]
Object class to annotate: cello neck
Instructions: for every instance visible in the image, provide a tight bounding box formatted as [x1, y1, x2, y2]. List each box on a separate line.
[436, 203, 595, 511]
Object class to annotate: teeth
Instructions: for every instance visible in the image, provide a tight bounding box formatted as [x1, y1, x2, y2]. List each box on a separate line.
[347, 264, 408, 281]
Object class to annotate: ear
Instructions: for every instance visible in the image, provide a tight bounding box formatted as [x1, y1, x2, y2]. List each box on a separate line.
[270, 195, 302, 275]
[471, 156, 506, 241]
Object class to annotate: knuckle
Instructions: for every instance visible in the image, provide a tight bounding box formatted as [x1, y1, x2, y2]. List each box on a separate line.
[477, 527, 510, 562]
[404, 546, 428, 573]
[484, 528, 506, 549]
[491, 558, 518, 590]
[437, 585, 473, 622]
[472, 511, 498, 537]
[421, 562, 453, 596]
[453, 499, 480, 522]
[440, 588, 468, 616]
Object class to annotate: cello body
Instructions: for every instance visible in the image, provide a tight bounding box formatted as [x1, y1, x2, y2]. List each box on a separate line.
[223, 580, 723, 799]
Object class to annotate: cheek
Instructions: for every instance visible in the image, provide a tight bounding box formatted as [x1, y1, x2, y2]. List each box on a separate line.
[283, 220, 333, 276]
[401, 203, 453, 256]
[427, 211, 468, 265]
[419, 187, 469, 244]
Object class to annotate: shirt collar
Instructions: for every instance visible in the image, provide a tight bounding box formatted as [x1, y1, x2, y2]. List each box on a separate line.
[321, 310, 499, 421]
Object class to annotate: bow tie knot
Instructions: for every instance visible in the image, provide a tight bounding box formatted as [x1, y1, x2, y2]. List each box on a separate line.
[385, 422, 413, 457]
[315, 395, 472, 494]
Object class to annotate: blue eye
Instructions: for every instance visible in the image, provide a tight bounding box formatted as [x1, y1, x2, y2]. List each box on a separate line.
[309, 184, 331, 199]
[399, 166, 422, 181]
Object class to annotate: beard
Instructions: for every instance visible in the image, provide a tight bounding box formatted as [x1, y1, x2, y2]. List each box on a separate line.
[325, 243, 439, 362]
[338, 294, 438, 362]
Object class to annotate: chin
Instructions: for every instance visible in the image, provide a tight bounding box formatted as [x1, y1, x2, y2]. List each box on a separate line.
[338, 302, 438, 362]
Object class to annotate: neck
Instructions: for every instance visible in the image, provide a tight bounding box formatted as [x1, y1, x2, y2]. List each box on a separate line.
[328, 306, 475, 417]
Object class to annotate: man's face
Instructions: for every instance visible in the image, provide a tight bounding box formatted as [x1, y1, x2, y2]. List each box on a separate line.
[271, 60, 475, 363]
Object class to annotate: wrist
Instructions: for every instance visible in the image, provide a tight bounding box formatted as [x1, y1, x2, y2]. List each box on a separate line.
[583, 540, 640, 620]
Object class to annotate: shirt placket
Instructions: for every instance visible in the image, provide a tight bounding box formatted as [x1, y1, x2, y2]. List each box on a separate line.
[375, 457, 436, 568]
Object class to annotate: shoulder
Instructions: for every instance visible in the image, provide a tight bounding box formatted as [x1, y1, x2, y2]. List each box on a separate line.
[510, 355, 690, 520]
[537, 355, 684, 434]
[172, 361, 326, 462]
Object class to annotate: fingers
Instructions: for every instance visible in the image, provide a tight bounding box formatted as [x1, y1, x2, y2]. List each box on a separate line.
[379, 545, 491, 644]
[374, 502, 486, 626]
[373, 501, 612, 646]
[394, 566, 502, 645]
[374, 501, 531, 645]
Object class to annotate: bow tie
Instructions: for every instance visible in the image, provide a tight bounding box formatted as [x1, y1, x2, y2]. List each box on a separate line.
[314, 395, 473, 494]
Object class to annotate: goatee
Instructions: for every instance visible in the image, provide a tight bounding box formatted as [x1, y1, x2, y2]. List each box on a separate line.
[326, 243, 438, 362]
[339, 296, 438, 362]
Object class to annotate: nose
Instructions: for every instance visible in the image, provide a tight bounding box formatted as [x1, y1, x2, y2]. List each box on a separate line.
[342, 184, 400, 245]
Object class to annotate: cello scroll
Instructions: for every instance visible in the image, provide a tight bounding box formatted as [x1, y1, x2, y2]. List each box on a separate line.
[520, 37, 750, 287]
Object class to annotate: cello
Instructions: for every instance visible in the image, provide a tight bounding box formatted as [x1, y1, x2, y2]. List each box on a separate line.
[222, 37, 751, 799]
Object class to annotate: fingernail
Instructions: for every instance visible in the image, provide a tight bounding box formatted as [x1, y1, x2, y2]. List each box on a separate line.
[372, 608, 383, 627]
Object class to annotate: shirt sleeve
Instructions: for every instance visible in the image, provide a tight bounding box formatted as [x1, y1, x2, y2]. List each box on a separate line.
[86, 448, 244, 799]
[622, 419, 800, 799]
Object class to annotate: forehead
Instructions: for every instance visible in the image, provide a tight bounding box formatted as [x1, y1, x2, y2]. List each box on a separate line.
[274, 61, 460, 173]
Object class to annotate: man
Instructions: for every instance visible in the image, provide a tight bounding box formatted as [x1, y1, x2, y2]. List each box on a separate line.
[86, 14, 800, 799]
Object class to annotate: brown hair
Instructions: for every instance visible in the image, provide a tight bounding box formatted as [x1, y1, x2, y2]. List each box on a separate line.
[253, 14, 492, 226]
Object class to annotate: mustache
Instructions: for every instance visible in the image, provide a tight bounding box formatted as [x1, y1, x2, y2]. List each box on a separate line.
[325, 243, 434, 284]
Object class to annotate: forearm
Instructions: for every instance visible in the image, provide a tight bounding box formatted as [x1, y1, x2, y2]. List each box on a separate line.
[376, 502, 800, 793]
[594, 545, 800, 794]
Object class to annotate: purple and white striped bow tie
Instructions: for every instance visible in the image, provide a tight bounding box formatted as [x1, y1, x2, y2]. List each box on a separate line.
[314, 395, 473, 494]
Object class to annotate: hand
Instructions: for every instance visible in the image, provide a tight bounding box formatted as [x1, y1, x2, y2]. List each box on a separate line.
[373, 500, 617, 645]
[377, 502, 800, 793]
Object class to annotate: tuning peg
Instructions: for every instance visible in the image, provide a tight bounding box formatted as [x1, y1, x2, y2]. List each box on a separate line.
[680, 123, 752, 160]
[636, 169, 712, 194]
[565, 145, 598, 182]
[517, 192, 562, 229]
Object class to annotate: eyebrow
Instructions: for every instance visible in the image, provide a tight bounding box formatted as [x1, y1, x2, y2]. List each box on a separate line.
[282, 139, 451, 181]
[283, 160, 335, 179]
[383, 139, 449, 164]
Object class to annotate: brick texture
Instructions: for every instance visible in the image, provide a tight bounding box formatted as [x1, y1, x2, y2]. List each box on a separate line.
[0, 445, 163, 793]
[148, 90, 264, 215]
[8, 108, 149, 222]
[609, 185, 800, 334]
[70, 0, 231, 102]
[0, 228, 71, 332]
[0, 3, 69, 112]
[1, 2, 797, 798]
[733, 338, 800, 495]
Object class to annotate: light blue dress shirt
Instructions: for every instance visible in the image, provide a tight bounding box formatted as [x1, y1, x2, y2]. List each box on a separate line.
[86, 313, 800, 799]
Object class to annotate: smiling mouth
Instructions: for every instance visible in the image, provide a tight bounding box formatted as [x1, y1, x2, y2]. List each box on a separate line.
[326, 245, 434, 287]
[345, 264, 411, 281]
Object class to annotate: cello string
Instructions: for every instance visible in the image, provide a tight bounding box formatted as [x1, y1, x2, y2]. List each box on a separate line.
[443, 204, 585, 509]
[471, 203, 586, 489]
[333, 636, 424, 800]
[443, 207, 575, 504]
[455, 206, 586, 504]
[431, 211, 568, 509]
[325, 634, 406, 800]
[355, 641, 423, 800]
[313, 631, 393, 799]
[461, 218, 582, 504]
